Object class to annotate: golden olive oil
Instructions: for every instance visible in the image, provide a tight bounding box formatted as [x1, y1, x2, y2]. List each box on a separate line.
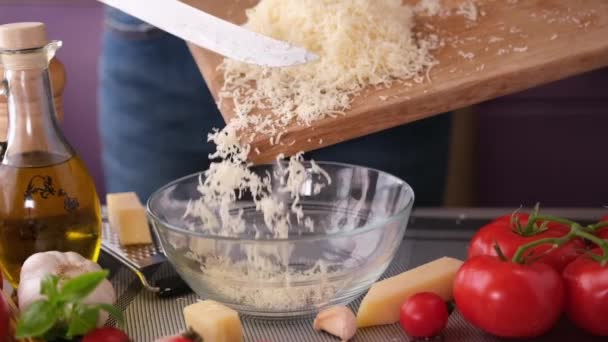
[0, 151, 102, 286]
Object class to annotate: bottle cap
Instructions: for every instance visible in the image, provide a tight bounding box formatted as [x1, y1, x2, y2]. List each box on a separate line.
[0, 22, 48, 51]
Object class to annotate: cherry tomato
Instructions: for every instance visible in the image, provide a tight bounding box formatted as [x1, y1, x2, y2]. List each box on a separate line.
[0, 290, 9, 342]
[399, 292, 448, 338]
[83, 327, 131, 342]
[454, 255, 564, 338]
[562, 248, 608, 336]
[468, 213, 584, 272]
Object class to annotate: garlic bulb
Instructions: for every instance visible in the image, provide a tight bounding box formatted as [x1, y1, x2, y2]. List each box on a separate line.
[18, 251, 116, 326]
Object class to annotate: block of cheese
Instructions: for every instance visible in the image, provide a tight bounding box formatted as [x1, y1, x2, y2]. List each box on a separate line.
[356, 256, 463, 328]
[183, 300, 243, 342]
[106, 192, 153, 246]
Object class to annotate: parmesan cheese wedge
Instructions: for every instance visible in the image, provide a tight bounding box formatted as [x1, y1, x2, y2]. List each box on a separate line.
[106, 192, 153, 246]
[183, 300, 243, 342]
[356, 256, 463, 328]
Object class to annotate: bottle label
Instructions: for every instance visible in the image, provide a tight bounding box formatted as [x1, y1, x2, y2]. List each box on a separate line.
[24, 175, 80, 213]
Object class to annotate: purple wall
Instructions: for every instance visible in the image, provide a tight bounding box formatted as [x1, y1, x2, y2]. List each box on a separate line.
[475, 68, 608, 208]
[0, 2, 106, 197]
[2, 2, 606, 207]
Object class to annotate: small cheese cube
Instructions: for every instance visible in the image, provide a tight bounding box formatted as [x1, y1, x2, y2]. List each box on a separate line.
[356, 256, 463, 328]
[183, 300, 243, 342]
[106, 192, 153, 246]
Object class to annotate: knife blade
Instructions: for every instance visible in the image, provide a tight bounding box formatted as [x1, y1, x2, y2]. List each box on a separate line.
[97, 0, 318, 67]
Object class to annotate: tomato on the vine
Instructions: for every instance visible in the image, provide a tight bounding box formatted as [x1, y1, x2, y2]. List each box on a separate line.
[399, 292, 448, 338]
[468, 213, 584, 272]
[82, 327, 131, 342]
[562, 248, 608, 336]
[595, 216, 608, 240]
[454, 255, 564, 338]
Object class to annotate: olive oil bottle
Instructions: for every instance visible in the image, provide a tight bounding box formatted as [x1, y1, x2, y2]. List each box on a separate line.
[0, 23, 102, 286]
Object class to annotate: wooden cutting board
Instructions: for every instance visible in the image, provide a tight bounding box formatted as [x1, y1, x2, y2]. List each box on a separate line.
[185, 0, 608, 164]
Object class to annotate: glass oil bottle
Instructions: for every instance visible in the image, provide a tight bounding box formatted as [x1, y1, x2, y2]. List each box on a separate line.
[0, 23, 102, 286]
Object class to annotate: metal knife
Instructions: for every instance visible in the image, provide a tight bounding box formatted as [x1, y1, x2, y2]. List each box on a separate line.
[97, 0, 318, 67]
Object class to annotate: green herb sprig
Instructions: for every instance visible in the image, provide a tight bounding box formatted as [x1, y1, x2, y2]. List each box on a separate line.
[16, 270, 123, 340]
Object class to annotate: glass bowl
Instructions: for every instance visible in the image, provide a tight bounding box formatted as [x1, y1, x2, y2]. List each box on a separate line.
[147, 162, 414, 318]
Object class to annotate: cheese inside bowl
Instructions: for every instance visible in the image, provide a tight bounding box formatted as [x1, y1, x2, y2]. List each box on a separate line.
[147, 162, 414, 318]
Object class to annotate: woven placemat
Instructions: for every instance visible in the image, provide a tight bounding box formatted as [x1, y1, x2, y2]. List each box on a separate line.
[103, 218, 603, 342]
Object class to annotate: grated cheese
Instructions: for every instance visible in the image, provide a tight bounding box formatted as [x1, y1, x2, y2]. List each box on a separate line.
[414, 0, 443, 17]
[488, 36, 504, 43]
[456, 1, 478, 21]
[458, 50, 475, 60]
[219, 0, 438, 136]
[182, 255, 345, 312]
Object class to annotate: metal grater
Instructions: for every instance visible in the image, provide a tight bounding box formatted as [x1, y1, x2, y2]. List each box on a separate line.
[100, 208, 192, 296]
[100, 207, 166, 271]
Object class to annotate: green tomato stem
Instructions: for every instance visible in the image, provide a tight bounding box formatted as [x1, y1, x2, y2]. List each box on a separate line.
[526, 214, 579, 230]
[512, 231, 574, 264]
[587, 220, 608, 232]
[493, 241, 508, 262]
[571, 229, 608, 267]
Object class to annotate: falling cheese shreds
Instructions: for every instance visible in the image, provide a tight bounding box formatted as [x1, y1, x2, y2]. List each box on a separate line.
[178, 0, 498, 312]
[219, 0, 437, 135]
[414, 0, 443, 17]
[458, 50, 475, 60]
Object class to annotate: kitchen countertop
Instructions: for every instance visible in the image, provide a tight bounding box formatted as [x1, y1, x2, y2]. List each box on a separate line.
[6, 207, 607, 341]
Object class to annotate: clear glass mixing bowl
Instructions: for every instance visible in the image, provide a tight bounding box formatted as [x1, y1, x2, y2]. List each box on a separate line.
[147, 162, 414, 318]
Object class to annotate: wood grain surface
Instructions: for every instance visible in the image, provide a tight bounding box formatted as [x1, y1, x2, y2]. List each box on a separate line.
[185, 0, 608, 164]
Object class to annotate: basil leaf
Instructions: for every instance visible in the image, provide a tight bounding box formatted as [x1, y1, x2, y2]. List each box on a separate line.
[93, 303, 124, 324]
[60, 270, 109, 302]
[15, 300, 58, 338]
[66, 305, 99, 338]
[40, 274, 60, 299]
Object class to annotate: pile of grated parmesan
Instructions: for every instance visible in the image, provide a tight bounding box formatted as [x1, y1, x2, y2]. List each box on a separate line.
[219, 0, 438, 137]
[415, 0, 479, 21]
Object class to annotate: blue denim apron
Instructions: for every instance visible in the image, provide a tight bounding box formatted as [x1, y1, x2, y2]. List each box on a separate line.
[98, 8, 452, 205]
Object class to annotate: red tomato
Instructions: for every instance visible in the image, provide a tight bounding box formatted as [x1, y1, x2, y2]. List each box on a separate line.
[83, 327, 131, 342]
[596, 216, 608, 240]
[468, 213, 584, 272]
[399, 292, 448, 338]
[597, 228, 608, 239]
[454, 255, 565, 338]
[154, 336, 193, 342]
[0, 290, 9, 342]
[562, 248, 608, 336]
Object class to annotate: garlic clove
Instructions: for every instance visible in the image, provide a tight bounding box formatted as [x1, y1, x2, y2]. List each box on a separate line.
[313, 306, 357, 341]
